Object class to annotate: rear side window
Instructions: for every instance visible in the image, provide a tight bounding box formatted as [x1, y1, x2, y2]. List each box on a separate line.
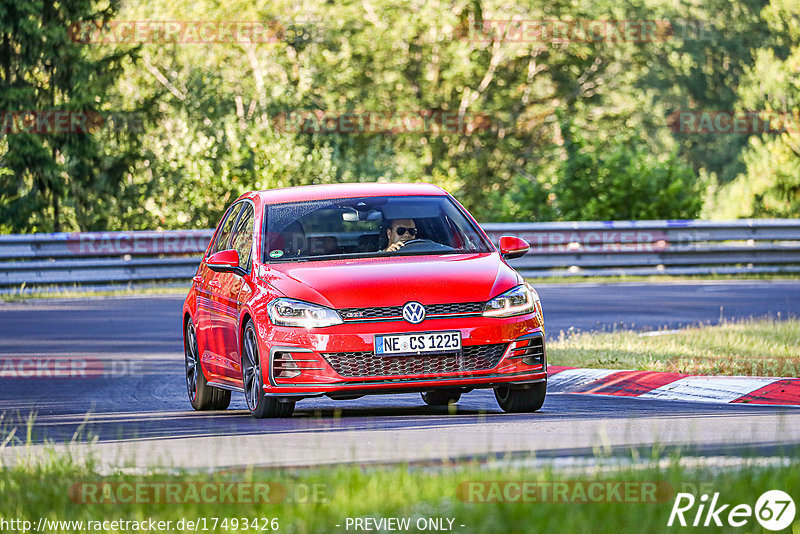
[210, 203, 243, 256]
[230, 203, 255, 270]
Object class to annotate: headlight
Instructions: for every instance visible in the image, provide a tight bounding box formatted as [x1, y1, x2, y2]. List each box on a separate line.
[483, 284, 539, 318]
[267, 298, 343, 327]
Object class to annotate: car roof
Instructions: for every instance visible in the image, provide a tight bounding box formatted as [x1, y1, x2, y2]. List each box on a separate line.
[238, 183, 449, 205]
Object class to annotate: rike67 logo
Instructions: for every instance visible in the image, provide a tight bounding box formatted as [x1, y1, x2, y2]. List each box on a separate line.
[668, 490, 796, 531]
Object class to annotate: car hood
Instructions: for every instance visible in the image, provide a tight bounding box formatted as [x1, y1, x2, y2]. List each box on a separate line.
[264, 253, 521, 309]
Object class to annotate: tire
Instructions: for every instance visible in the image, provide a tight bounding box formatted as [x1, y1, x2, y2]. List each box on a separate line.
[185, 318, 231, 411]
[494, 382, 546, 413]
[421, 389, 462, 406]
[242, 320, 295, 418]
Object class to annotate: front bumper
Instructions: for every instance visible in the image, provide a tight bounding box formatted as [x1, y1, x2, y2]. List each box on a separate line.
[256, 313, 547, 398]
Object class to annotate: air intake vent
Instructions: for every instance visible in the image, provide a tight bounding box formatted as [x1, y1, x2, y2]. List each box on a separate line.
[272, 352, 301, 379]
[506, 334, 545, 368]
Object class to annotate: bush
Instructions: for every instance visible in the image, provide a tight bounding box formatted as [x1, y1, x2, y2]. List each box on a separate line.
[554, 128, 703, 221]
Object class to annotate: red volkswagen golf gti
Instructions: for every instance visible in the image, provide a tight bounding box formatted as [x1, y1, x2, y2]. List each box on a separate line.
[182, 183, 546, 417]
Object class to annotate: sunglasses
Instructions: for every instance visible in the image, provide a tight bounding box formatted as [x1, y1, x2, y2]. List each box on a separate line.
[392, 226, 418, 236]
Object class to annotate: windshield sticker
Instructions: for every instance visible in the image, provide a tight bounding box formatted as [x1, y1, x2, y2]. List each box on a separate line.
[269, 250, 284, 258]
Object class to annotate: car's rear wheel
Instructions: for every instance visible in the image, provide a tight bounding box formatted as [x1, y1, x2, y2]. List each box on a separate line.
[185, 319, 231, 411]
[421, 389, 462, 406]
[494, 382, 546, 413]
[242, 320, 295, 418]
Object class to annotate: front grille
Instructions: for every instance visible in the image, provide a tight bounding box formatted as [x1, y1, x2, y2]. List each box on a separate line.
[339, 302, 484, 321]
[427, 302, 484, 315]
[321, 343, 507, 377]
[340, 306, 402, 320]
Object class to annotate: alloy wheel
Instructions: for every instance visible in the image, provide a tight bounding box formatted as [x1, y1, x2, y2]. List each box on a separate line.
[185, 321, 199, 402]
[242, 325, 262, 411]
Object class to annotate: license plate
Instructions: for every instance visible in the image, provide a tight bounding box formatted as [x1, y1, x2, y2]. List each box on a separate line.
[374, 331, 461, 356]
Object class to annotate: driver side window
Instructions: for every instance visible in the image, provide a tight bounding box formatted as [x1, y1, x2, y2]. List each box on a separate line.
[230, 203, 255, 270]
[211, 203, 243, 256]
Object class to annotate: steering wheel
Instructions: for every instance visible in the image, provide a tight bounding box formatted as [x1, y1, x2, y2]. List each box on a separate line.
[398, 239, 453, 253]
[399, 238, 435, 249]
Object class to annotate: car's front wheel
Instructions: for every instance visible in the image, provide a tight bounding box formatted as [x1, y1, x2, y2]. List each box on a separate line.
[494, 382, 546, 413]
[185, 319, 231, 411]
[242, 320, 295, 418]
[421, 389, 462, 406]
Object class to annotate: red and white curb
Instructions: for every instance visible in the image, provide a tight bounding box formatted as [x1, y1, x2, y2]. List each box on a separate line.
[547, 366, 800, 406]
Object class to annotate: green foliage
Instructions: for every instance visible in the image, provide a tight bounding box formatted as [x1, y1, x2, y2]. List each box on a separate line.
[2, 448, 800, 534]
[706, 0, 800, 218]
[0, 0, 794, 231]
[642, 0, 774, 185]
[549, 317, 800, 377]
[554, 124, 702, 221]
[0, 0, 146, 232]
[707, 135, 800, 218]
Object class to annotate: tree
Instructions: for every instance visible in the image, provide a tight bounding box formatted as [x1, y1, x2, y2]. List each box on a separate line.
[0, 0, 143, 232]
[704, 0, 800, 218]
[643, 0, 775, 185]
[555, 122, 702, 220]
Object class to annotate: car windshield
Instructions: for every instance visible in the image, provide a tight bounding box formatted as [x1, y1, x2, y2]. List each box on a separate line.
[263, 195, 492, 262]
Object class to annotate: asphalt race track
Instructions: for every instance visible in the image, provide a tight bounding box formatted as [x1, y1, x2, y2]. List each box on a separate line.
[1, 281, 799, 469]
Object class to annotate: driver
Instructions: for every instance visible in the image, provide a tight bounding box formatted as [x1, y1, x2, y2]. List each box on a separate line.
[383, 218, 418, 252]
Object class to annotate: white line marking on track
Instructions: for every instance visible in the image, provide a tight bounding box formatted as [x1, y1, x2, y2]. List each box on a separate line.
[638, 376, 781, 403]
[548, 368, 621, 393]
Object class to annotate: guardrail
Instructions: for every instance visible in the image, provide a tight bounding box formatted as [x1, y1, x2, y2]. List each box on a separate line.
[481, 219, 800, 278]
[0, 230, 213, 293]
[0, 220, 798, 293]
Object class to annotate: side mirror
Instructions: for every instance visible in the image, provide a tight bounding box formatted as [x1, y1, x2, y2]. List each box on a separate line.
[206, 249, 245, 275]
[498, 236, 530, 260]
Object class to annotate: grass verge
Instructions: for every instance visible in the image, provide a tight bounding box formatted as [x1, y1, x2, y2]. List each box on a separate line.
[548, 317, 800, 377]
[1, 452, 798, 533]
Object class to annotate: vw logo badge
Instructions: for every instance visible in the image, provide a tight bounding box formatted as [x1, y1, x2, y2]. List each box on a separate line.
[402, 302, 426, 324]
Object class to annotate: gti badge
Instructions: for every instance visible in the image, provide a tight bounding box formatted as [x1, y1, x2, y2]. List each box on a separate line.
[402, 302, 426, 324]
